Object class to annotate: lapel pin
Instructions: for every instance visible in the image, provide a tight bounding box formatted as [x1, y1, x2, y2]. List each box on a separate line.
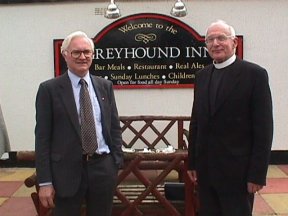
[102, 97, 105, 101]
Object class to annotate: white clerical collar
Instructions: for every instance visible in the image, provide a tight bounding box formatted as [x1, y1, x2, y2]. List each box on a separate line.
[213, 54, 236, 69]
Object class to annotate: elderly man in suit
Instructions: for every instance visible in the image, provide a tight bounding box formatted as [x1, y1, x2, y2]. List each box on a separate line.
[0, 104, 10, 158]
[35, 31, 123, 216]
[188, 20, 273, 216]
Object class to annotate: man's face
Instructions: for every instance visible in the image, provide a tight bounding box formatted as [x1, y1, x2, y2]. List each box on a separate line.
[63, 37, 93, 77]
[205, 24, 238, 63]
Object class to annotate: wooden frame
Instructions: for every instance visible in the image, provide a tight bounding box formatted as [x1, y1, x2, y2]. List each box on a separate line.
[19, 115, 198, 216]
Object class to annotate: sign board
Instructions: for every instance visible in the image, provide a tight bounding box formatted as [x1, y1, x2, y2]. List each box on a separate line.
[54, 13, 243, 89]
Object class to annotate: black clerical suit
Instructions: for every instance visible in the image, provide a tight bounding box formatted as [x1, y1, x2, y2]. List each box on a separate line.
[188, 57, 273, 216]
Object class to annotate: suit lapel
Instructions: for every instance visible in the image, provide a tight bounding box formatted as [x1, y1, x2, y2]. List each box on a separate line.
[58, 73, 81, 139]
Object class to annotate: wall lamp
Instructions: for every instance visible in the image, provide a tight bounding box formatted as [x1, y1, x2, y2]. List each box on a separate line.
[103, 0, 187, 19]
[170, 0, 187, 17]
[105, 0, 121, 19]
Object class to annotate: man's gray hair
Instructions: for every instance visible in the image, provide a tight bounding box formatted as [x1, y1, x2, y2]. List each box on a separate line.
[61, 31, 94, 54]
[205, 20, 236, 38]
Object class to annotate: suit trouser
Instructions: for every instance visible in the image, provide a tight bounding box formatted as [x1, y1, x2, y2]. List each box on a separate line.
[53, 154, 118, 216]
[198, 179, 254, 216]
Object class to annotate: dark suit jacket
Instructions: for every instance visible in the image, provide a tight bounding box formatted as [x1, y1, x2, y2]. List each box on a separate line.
[188, 58, 273, 187]
[35, 72, 123, 197]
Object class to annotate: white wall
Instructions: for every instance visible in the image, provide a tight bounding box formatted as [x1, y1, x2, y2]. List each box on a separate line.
[0, 0, 287, 151]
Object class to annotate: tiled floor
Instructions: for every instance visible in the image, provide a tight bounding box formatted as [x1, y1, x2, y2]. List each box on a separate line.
[0, 165, 288, 216]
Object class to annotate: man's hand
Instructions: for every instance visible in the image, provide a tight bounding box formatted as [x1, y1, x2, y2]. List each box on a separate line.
[39, 185, 55, 208]
[247, 182, 263, 194]
[187, 170, 198, 184]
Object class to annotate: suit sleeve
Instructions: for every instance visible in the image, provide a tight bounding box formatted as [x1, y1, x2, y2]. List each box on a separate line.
[248, 68, 273, 185]
[107, 81, 124, 168]
[188, 75, 198, 170]
[35, 82, 53, 184]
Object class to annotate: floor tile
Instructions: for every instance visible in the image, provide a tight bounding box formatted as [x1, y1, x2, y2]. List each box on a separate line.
[266, 165, 288, 178]
[252, 214, 277, 216]
[278, 165, 288, 176]
[0, 181, 23, 197]
[0, 198, 8, 206]
[261, 193, 288, 214]
[253, 212, 287, 215]
[0, 197, 37, 216]
[253, 193, 275, 215]
[0, 168, 35, 181]
[13, 183, 36, 197]
[260, 178, 288, 194]
[0, 165, 288, 216]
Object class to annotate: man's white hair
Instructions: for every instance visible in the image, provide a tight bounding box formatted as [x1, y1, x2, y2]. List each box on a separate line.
[61, 31, 94, 54]
[205, 20, 236, 38]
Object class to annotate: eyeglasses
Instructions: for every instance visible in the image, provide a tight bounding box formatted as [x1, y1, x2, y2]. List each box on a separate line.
[205, 34, 234, 45]
[70, 50, 93, 59]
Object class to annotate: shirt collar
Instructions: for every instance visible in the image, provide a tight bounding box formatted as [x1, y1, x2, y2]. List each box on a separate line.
[213, 54, 236, 69]
[68, 70, 91, 88]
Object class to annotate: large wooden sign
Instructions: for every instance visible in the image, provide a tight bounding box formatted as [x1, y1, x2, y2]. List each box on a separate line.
[54, 13, 243, 89]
